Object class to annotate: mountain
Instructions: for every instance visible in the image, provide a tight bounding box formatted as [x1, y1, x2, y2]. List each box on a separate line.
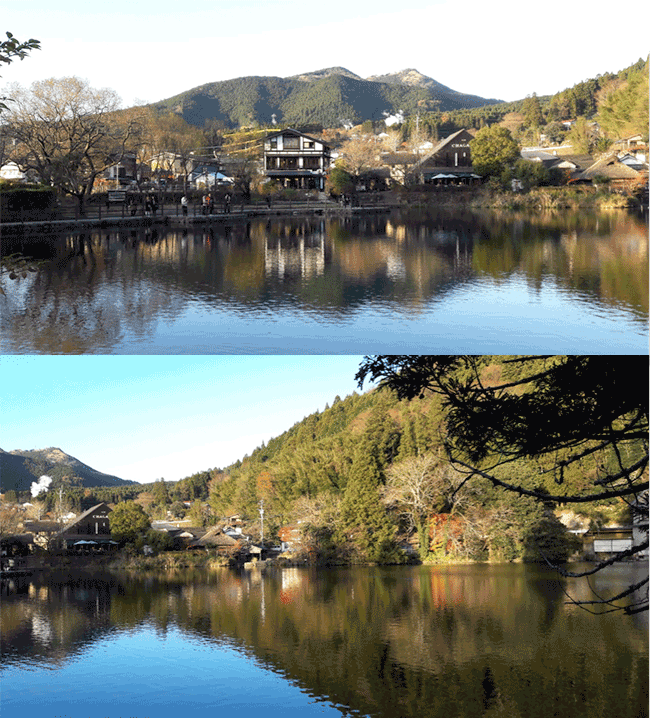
[289, 67, 363, 82]
[0, 447, 137, 493]
[366, 68, 488, 103]
[152, 67, 503, 129]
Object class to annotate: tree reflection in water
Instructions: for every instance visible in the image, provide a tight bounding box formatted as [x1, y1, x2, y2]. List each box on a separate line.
[1, 209, 647, 353]
[2, 565, 647, 718]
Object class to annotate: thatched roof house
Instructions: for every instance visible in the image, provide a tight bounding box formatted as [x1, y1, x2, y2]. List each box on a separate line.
[189, 527, 242, 554]
[577, 153, 648, 189]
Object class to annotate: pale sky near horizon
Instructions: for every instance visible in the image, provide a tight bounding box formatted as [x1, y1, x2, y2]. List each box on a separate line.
[1, 0, 648, 109]
[0, 356, 374, 484]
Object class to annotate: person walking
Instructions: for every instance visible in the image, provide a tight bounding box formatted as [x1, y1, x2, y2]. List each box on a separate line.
[181, 195, 188, 217]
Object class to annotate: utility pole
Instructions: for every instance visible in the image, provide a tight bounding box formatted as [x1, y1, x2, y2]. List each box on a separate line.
[58, 486, 64, 524]
[259, 500, 264, 546]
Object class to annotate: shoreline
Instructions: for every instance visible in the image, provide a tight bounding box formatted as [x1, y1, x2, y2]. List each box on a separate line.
[4, 551, 630, 577]
[1, 187, 644, 237]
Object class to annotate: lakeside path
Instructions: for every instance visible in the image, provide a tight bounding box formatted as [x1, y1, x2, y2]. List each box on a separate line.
[0, 200, 393, 236]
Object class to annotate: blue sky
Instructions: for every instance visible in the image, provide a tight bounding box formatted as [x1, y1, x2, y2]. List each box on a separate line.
[2, 0, 648, 107]
[0, 355, 373, 483]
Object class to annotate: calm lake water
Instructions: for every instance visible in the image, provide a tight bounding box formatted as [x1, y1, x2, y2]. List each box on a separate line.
[1, 208, 647, 354]
[2, 563, 648, 718]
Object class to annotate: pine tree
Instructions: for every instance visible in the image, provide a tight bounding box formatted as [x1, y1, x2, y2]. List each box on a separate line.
[336, 436, 399, 563]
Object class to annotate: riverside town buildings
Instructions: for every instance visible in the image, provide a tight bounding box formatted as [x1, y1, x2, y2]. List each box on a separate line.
[264, 128, 331, 190]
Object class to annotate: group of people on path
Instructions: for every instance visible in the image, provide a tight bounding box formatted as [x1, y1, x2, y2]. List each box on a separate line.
[126, 192, 159, 217]
[180, 193, 233, 216]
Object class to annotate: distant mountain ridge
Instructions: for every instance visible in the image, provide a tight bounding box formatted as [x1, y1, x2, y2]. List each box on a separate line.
[0, 447, 136, 493]
[152, 66, 503, 129]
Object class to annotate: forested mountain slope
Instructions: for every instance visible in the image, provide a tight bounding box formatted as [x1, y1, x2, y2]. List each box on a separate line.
[206, 357, 640, 564]
[152, 68, 502, 129]
[0, 447, 136, 493]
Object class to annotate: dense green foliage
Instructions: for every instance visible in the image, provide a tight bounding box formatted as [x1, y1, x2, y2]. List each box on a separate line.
[335, 435, 401, 564]
[470, 125, 520, 177]
[110, 501, 151, 544]
[597, 60, 649, 139]
[7, 357, 642, 570]
[398, 57, 648, 144]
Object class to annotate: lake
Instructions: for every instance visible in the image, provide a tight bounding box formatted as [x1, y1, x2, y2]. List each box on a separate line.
[1, 208, 647, 354]
[2, 563, 648, 718]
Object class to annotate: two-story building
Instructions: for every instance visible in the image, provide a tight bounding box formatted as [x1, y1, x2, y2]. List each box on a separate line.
[264, 128, 331, 190]
[55, 503, 115, 551]
[408, 129, 481, 185]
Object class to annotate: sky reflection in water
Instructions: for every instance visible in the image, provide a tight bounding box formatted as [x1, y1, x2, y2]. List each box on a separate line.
[1, 208, 647, 354]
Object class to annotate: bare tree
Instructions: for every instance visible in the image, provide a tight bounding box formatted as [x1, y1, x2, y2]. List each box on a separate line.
[4, 77, 145, 214]
[339, 135, 380, 179]
[384, 452, 468, 557]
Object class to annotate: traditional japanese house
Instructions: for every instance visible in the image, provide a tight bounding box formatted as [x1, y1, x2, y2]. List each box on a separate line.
[22, 520, 61, 550]
[576, 152, 648, 192]
[189, 527, 242, 556]
[264, 128, 331, 190]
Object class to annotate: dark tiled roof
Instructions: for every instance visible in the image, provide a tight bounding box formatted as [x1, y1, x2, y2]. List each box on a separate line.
[381, 152, 419, 165]
[55, 503, 111, 537]
[23, 521, 60, 533]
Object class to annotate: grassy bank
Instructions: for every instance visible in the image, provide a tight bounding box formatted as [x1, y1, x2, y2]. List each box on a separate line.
[107, 551, 233, 571]
[395, 185, 636, 210]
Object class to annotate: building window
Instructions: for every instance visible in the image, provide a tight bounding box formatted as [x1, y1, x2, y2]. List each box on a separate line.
[283, 136, 299, 149]
[270, 138, 277, 149]
[279, 157, 298, 169]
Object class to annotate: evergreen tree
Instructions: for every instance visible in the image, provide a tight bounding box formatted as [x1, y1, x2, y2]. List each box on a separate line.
[110, 501, 151, 544]
[469, 125, 520, 178]
[523, 93, 544, 127]
[336, 436, 400, 563]
[396, 417, 418, 461]
[363, 393, 400, 468]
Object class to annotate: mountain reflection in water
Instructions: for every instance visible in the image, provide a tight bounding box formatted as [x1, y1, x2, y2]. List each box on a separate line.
[1, 208, 647, 353]
[1, 565, 648, 718]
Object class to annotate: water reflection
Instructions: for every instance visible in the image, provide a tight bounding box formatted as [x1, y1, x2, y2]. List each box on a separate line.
[2, 565, 647, 718]
[1, 209, 647, 353]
